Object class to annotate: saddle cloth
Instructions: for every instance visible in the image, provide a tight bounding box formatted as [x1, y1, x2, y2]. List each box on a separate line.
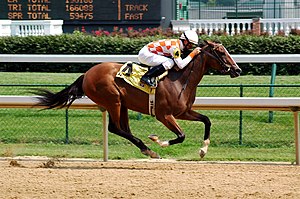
[116, 62, 167, 94]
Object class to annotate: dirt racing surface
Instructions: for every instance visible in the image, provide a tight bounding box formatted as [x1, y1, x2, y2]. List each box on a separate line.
[0, 157, 299, 199]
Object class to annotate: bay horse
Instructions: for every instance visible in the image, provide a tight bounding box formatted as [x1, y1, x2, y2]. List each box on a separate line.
[34, 40, 241, 159]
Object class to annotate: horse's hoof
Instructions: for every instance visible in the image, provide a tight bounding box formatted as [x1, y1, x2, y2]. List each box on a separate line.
[141, 149, 161, 159]
[148, 134, 159, 142]
[199, 149, 206, 159]
[151, 153, 161, 159]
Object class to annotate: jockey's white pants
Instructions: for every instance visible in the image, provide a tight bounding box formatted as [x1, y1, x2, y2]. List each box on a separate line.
[138, 46, 175, 70]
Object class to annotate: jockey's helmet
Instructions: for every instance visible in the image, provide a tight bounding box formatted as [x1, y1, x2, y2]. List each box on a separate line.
[180, 30, 199, 45]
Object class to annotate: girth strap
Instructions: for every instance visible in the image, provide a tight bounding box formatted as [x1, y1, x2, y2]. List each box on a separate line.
[149, 90, 155, 116]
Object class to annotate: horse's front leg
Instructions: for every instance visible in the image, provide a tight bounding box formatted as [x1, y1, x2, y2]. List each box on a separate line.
[177, 109, 211, 158]
[149, 114, 185, 147]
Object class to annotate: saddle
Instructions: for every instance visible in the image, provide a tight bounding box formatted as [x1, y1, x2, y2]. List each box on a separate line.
[116, 62, 168, 94]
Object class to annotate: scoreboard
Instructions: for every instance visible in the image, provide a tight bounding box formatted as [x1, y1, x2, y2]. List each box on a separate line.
[0, 0, 161, 22]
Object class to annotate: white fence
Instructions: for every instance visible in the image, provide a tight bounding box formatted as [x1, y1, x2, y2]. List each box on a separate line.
[0, 20, 63, 36]
[171, 18, 300, 36]
[1, 18, 299, 37]
[0, 20, 11, 36]
[0, 54, 299, 164]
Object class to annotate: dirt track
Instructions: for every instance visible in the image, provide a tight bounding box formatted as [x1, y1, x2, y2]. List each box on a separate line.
[0, 158, 299, 199]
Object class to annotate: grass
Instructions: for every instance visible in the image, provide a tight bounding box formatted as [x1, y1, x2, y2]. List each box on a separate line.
[0, 72, 299, 162]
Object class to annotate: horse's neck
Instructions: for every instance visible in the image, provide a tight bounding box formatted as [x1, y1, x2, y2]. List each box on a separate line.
[180, 55, 206, 88]
[166, 55, 206, 102]
[167, 54, 206, 89]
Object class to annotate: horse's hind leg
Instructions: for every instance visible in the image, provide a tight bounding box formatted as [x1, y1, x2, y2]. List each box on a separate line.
[119, 105, 131, 134]
[108, 106, 160, 159]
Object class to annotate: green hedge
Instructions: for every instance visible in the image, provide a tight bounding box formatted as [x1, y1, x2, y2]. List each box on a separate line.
[0, 34, 299, 75]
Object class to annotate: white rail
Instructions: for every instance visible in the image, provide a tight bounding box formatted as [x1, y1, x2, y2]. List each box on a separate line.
[0, 96, 299, 165]
[260, 18, 300, 36]
[0, 54, 139, 63]
[0, 54, 300, 63]
[171, 18, 300, 36]
[0, 20, 63, 36]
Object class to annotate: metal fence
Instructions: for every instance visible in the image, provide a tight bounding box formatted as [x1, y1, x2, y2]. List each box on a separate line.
[0, 84, 299, 149]
[176, 0, 300, 19]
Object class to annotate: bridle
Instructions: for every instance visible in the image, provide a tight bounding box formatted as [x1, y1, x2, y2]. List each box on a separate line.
[200, 43, 231, 74]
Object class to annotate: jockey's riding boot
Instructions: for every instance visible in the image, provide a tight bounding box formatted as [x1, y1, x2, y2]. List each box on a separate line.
[140, 64, 166, 87]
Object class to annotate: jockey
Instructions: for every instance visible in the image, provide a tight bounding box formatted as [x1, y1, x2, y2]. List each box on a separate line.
[138, 30, 201, 87]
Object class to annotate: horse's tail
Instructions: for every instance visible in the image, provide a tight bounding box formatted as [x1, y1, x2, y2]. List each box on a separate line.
[33, 75, 85, 109]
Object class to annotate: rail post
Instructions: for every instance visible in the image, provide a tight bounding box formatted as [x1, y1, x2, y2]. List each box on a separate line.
[102, 111, 109, 162]
[291, 107, 300, 165]
[269, 63, 277, 123]
[239, 85, 243, 145]
[65, 109, 69, 144]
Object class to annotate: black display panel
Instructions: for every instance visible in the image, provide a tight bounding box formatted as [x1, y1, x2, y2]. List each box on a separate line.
[0, 0, 161, 21]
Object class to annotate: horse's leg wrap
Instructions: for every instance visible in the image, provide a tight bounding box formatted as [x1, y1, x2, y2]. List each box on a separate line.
[199, 139, 210, 158]
[148, 134, 169, 147]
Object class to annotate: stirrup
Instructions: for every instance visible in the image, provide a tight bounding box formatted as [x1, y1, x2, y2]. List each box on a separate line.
[141, 76, 156, 87]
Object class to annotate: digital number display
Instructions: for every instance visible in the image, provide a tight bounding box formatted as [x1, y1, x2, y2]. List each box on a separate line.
[65, 0, 94, 20]
[0, 0, 160, 21]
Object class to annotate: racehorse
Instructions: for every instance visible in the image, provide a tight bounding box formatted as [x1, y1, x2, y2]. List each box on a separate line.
[34, 40, 241, 159]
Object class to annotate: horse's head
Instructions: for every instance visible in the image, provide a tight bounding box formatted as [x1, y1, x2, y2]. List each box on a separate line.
[200, 40, 241, 78]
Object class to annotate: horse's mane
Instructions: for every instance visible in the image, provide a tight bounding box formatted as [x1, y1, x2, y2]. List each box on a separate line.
[168, 40, 221, 80]
[168, 49, 200, 81]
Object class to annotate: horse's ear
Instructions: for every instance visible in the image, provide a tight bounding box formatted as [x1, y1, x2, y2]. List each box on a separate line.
[206, 40, 214, 45]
